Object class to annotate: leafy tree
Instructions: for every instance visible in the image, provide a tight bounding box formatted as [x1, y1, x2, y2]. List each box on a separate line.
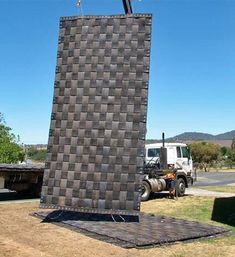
[231, 138, 235, 150]
[226, 148, 235, 169]
[220, 146, 229, 157]
[217, 146, 229, 168]
[0, 113, 24, 163]
[190, 142, 220, 172]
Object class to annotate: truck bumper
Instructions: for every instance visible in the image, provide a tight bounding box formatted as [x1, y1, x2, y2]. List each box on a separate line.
[187, 175, 193, 186]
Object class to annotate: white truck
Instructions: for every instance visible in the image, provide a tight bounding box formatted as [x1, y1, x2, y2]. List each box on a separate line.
[141, 142, 193, 201]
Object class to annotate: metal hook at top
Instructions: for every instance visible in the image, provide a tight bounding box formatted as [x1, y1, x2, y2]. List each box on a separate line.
[76, 0, 84, 16]
[76, 0, 81, 7]
[122, 0, 133, 14]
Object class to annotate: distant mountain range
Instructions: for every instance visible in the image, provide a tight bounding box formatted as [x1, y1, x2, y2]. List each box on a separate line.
[29, 131, 235, 146]
[146, 130, 235, 145]
[168, 130, 235, 141]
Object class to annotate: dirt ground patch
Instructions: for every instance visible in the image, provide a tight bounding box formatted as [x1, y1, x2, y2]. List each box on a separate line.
[0, 201, 235, 257]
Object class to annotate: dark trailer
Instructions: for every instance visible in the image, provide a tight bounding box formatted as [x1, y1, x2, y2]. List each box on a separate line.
[0, 163, 44, 197]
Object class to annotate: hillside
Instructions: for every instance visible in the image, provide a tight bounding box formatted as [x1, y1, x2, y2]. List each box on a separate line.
[215, 130, 235, 140]
[168, 130, 235, 141]
[169, 132, 214, 141]
[146, 130, 235, 146]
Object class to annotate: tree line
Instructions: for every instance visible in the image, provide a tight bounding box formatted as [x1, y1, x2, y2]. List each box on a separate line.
[190, 140, 235, 171]
[1, 112, 235, 170]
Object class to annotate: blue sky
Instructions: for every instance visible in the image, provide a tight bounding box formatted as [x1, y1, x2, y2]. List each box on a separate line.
[0, 0, 234, 144]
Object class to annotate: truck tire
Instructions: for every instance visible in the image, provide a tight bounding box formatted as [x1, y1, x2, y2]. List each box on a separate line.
[141, 181, 151, 201]
[176, 178, 186, 197]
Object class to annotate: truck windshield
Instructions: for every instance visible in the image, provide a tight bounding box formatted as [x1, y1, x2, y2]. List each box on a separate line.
[148, 148, 160, 158]
[182, 146, 190, 158]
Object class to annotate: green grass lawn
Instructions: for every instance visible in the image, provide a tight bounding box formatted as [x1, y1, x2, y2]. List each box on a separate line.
[141, 194, 235, 230]
[141, 194, 235, 256]
[142, 196, 213, 223]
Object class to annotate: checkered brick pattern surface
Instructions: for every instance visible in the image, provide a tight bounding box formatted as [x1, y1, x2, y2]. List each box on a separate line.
[40, 14, 152, 216]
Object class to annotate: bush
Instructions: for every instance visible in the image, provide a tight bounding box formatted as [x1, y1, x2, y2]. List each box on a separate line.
[190, 142, 220, 172]
[27, 148, 47, 161]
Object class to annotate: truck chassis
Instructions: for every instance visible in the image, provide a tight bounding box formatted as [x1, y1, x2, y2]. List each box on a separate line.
[141, 162, 193, 201]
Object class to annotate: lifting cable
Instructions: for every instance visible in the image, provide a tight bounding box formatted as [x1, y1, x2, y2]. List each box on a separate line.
[76, 0, 84, 16]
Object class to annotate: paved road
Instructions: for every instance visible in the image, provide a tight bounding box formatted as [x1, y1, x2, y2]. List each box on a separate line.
[193, 171, 235, 187]
[186, 171, 235, 197]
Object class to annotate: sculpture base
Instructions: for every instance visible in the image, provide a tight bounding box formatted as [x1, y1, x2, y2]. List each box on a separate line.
[33, 210, 230, 248]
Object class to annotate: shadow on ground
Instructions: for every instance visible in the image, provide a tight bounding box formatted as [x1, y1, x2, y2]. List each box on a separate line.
[149, 192, 189, 200]
[149, 192, 169, 199]
[41, 210, 139, 223]
[211, 197, 235, 227]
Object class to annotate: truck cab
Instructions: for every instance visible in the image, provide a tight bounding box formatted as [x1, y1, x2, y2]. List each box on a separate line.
[145, 142, 193, 172]
[141, 143, 193, 201]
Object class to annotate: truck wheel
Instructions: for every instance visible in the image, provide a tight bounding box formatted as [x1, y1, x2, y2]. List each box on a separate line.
[176, 178, 186, 197]
[141, 181, 151, 201]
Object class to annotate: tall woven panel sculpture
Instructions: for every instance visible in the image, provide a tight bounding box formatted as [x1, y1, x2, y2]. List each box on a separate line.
[40, 14, 152, 216]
